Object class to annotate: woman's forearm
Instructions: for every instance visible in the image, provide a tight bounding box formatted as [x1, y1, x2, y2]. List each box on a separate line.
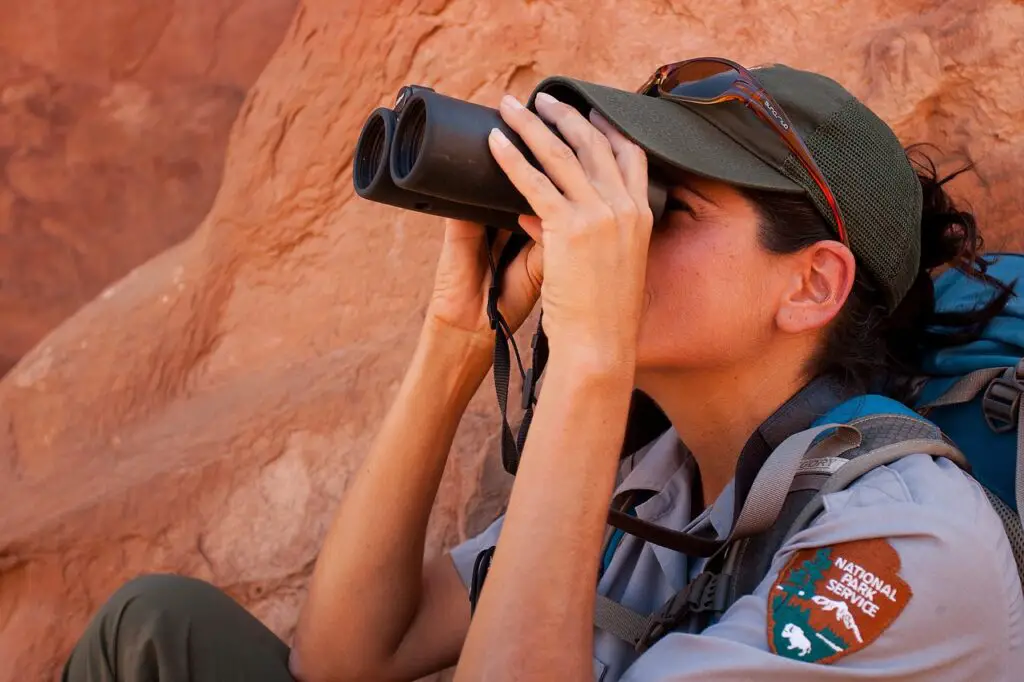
[455, 349, 636, 682]
[292, 322, 491, 679]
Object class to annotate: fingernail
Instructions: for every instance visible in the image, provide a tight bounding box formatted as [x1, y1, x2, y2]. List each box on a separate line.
[489, 128, 511, 148]
[536, 92, 557, 105]
[502, 94, 524, 110]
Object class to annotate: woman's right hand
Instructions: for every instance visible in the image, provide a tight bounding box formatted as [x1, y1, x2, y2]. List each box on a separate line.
[424, 219, 544, 358]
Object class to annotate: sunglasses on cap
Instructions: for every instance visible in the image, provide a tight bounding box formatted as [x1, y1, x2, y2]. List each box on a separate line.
[638, 57, 849, 247]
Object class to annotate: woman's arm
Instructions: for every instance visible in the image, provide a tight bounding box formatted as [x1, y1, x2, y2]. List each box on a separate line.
[449, 87, 653, 681]
[290, 211, 542, 681]
[454, 351, 635, 681]
[290, 322, 488, 682]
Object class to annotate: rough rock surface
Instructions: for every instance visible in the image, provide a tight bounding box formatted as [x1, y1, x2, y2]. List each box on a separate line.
[3, 0, 1024, 679]
[0, 0, 298, 376]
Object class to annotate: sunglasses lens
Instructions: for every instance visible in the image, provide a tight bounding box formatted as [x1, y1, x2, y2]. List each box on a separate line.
[661, 61, 738, 101]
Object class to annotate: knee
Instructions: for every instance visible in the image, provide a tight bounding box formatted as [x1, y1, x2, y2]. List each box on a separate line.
[66, 574, 219, 675]
[112, 573, 217, 606]
[91, 573, 223, 634]
[100, 573, 212, 615]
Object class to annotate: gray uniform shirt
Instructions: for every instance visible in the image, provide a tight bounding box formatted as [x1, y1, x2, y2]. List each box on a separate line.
[449, 428, 1024, 680]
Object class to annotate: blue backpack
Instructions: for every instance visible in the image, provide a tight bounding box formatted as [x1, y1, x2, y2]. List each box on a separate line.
[913, 252, 1024, 524]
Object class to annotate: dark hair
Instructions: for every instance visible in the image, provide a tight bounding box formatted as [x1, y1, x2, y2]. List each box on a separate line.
[745, 144, 1014, 402]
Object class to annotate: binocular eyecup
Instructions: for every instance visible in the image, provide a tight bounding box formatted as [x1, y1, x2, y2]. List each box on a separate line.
[353, 85, 667, 232]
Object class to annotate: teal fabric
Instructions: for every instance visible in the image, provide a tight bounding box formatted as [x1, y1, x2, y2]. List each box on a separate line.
[913, 253, 1024, 511]
[601, 491, 657, 578]
[920, 253, 1024, 382]
[601, 522, 630, 578]
[812, 394, 924, 427]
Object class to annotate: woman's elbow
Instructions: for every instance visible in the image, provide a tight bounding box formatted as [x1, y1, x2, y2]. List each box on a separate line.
[289, 634, 348, 682]
[288, 638, 388, 682]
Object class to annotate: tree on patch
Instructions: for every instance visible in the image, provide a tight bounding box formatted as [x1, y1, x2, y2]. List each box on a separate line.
[773, 548, 831, 615]
[783, 548, 833, 598]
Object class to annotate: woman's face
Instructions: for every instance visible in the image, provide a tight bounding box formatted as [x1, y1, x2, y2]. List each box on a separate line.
[634, 175, 798, 377]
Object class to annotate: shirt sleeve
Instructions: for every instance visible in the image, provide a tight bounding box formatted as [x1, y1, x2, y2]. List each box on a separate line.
[620, 455, 1023, 681]
[448, 514, 505, 590]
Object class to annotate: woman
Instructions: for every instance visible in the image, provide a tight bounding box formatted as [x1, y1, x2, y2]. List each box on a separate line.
[63, 60, 1024, 681]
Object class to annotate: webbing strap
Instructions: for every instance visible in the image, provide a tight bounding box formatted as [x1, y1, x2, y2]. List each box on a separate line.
[593, 425, 861, 648]
[594, 571, 729, 652]
[732, 424, 859, 539]
[605, 510, 722, 557]
[983, 487, 1024, 587]
[594, 595, 651, 649]
[604, 423, 859, 557]
[730, 376, 855, 529]
[918, 367, 1004, 410]
[781, 438, 969, 546]
[485, 227, 547, 475]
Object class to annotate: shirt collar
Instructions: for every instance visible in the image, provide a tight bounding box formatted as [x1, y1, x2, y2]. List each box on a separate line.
[612, 427, 691, 499]
[613, 376, 851, 498]
[610, 376, 855, 542]
[708, 479, 736, 538]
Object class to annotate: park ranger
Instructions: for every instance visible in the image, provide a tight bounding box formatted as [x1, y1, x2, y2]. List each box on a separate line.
[63, 60, 1024, 682]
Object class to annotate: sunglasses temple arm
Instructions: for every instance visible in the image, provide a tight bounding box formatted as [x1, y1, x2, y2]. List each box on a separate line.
[737, 86, 849, 246]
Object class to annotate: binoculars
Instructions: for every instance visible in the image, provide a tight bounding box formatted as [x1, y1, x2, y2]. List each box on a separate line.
[352, 85, 668, 231]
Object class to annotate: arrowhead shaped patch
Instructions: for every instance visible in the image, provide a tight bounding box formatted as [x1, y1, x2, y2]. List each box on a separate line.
[768, 539, 911, 664]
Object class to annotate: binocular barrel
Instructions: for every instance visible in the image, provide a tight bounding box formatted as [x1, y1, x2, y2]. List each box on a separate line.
[391, 89, 538, 216]
[353, 85, 667, 230]
[353, 106, 522, 231]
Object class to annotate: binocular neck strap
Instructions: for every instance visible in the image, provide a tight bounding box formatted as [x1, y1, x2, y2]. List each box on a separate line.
[485, 227, 548, 476]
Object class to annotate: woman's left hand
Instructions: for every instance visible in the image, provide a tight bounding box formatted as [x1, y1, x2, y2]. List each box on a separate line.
[488, 92, 654, 368]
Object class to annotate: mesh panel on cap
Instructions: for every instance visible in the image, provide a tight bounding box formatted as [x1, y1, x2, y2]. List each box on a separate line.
[782, 98, 922, 310]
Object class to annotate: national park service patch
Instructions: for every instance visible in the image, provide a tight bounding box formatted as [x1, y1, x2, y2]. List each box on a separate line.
[767, 539, 911, 664]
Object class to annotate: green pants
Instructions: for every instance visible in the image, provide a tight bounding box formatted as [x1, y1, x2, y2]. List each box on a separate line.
[62, 574, 295, 682]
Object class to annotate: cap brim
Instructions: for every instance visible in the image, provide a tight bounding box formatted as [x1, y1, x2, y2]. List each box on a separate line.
[528, 76, 803, 193]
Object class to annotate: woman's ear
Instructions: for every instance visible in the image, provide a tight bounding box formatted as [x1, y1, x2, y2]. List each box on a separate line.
[775, 241, 856, 334]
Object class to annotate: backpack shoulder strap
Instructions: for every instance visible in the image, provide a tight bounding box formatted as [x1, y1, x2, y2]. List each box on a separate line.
[592, 422, 857, 651]
[779, 433, 967, 545]
[593, 566, 733, 651]
[650, 408, 962, 647]
[594, 594, 652, 650]
[726, 411, 963, 613]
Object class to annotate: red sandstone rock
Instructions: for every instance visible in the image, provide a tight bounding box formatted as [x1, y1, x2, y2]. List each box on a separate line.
[2, 0, 1023, 679]
[0, 0, 298, 376]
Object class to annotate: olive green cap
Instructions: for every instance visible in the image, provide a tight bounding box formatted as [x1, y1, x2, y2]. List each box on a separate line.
[529, 64, 921, 310]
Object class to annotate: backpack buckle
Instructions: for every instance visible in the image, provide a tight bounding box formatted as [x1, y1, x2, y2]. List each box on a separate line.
[982, 360, 1024, 434]
[686, 571, 728, 614]
[636, 571, 728, 652]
